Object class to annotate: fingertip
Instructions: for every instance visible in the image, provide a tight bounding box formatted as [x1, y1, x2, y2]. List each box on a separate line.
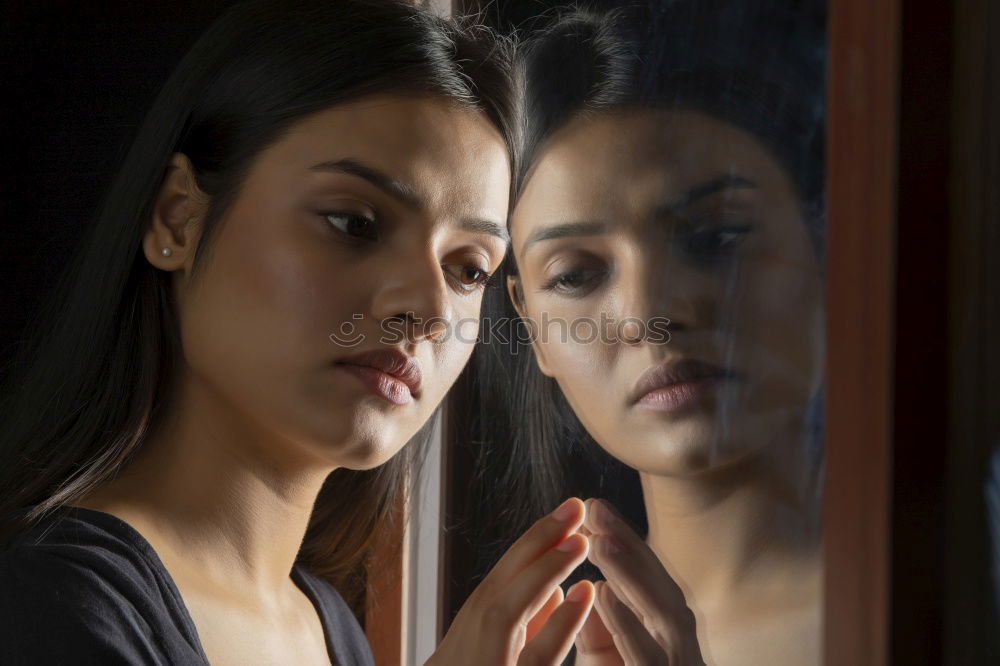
[594, 579, 612, 605]
[555, 531, 588, 554]
[582, 498, 605, 534]
[565, 580, 595, 605]
[579, 531, 591, 555]
[592, 498, 618, 531]
[552, 497, 585, 523]
[589, 580, 601, 605]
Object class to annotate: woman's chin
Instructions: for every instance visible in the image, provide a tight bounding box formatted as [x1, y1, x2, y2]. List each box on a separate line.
[312, 437, 401, 471]
[605, 420, 760, 478]
[297, 400, 415, 467]
[291, 415, 406, 470]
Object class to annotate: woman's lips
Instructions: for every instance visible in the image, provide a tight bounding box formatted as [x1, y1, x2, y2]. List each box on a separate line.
[634, 376, 726, 412]
[336, 364, 414, 406]
[333, 347, 422, 405]
[629, 358, 735, 412]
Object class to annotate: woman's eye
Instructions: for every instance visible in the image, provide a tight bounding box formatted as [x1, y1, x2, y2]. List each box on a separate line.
[324, 212, 379, 241]
[443, 264, 494, 294]
[680, 224, 754, 262]
[540, 266, 607, 297]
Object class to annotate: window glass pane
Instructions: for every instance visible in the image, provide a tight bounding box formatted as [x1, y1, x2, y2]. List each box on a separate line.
[449, 3, 828, 664]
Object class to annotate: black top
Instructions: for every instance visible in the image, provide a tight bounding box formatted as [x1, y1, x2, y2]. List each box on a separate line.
[0, 505, 375, 666]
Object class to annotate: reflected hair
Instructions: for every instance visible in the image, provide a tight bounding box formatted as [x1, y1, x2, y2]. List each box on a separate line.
[464, 0, 826, 578]
[0, 0, 517, 617]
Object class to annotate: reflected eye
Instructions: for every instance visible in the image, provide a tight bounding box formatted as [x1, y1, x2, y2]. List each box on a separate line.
[680, 224, 754, 264]
[443, 264, 495, 294]
[540, 265, 608, 297]
[324, 212, 379, 242]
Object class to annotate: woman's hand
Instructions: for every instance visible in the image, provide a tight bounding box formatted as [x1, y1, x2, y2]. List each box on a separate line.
[574, 499, 706, 666]
[427, 498, 596, 666]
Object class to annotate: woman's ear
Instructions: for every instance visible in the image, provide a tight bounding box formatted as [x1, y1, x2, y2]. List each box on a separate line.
[506, 274, 554, 377]
[143, 153, 209, 272]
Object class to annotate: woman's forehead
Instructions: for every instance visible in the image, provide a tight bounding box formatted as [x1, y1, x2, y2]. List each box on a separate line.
[516, 112, 773, 208]
[258, 95, 505, 167]
[535, 108, 779, 177]
[236, 94, 511, 214]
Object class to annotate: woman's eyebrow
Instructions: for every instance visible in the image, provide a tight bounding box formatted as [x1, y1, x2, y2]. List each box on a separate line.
[309, 157, 422, 208]
[657, 174, 757, 213]
[521, 221, 609, 254]
[519, 175, 757, 254]
[459, 217, 510, 244]
[309, 157, 508, 243]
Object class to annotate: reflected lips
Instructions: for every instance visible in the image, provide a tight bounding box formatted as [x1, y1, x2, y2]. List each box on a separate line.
[334, 349, 422, 406]
[629, 359, 733, 412]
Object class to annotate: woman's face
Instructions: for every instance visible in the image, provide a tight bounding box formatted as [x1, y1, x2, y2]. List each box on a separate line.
[159, 94, 510, 470]
[508, 109, 823, 476]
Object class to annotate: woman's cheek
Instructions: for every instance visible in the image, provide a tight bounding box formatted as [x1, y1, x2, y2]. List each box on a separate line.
[735, 275, 823, 414]
[547, 339, 599, 394]
[426, 320, 479, 400]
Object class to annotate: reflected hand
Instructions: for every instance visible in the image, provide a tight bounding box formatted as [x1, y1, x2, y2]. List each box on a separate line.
[427, 498, 595, 666]
[574, 499, 706, 666]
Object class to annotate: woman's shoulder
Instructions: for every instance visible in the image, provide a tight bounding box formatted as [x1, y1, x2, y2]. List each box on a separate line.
[0, 505, 208, 665]
[0, 504, 189, 613]
[4, 504, 164, 582]
[291, 565, 375, 666]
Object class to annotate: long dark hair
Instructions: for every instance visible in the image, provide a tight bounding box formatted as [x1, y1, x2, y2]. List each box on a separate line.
[456, 0, 826, 587]
[0, 0, 517, 617]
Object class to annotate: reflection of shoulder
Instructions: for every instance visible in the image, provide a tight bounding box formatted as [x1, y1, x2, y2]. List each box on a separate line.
[0, 506, 207, 665]
[292, 565, 375, 666]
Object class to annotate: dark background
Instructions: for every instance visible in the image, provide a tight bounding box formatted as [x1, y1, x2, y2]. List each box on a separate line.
[0, 1, 237, 380]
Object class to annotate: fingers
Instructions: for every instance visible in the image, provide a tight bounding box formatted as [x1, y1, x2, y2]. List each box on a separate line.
[526, 586, 564, 643]
[502, 532, 590, 630]
[452, 500, 589, 662]
[479, 498, 586, 597]
[604, 577, 645, 625]
[589, 532, 698, 651]
[574, 599, 623, 665]
[585, 500, 704, 664]
[586, 500, 692, 624]
[592, 581, 664, 666]
[517, 581, 595, 666]
[585, 500, 671, 591]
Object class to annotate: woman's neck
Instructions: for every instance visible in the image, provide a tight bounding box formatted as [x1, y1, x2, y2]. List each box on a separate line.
[69, 371, 336, 605]
[639, 434, 821, 618]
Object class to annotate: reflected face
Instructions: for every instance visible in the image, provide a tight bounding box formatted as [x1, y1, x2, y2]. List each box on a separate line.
[177, 95, 510, 470]
[509, 109, 822, 475]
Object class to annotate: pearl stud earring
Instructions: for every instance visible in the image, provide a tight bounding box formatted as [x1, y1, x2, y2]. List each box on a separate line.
[161, 247, 172, 257]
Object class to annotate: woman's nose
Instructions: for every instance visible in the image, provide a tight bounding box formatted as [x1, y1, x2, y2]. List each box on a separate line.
[648, 261, 703, 332]
[370, 249, 452, 344]
[621, 250, 708, 339]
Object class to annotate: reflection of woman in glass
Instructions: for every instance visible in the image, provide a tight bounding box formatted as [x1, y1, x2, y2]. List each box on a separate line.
[0, 1, 597, 664]
[477, 2, 826, 664]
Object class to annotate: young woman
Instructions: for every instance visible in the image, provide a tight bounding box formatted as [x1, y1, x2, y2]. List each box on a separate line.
[470, 1, 826, 664]
[0, 1, 596, 664]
